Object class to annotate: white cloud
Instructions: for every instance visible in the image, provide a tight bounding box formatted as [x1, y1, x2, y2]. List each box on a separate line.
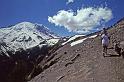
[48, 7, 113, 34]
[66, 0, 74, 4]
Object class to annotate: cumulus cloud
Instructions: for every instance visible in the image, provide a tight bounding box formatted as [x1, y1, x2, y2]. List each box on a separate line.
[48, 7, 113, 34]
[66, 0, 74, 4]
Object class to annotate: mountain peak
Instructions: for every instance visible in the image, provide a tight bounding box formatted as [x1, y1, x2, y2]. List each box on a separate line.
[12, 22, 51, 33]
[12, 22, 36, 30]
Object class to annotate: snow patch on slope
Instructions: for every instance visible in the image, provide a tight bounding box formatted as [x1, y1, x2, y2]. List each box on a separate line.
[46, 39, 60, 46]
[71, 38, 87, 46]
[62, 35, 85, 45]
[70, 35, 97, 46]
[89, 35, 97, 38]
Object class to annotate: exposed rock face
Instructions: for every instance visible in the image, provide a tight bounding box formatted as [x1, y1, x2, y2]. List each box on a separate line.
[29, 18, 124, 82]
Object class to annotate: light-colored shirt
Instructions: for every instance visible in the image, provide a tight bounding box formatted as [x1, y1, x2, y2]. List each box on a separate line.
[101, 34, 109, 45]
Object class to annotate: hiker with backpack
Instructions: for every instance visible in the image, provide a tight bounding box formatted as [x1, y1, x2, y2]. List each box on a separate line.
[101, 28, 110, 57]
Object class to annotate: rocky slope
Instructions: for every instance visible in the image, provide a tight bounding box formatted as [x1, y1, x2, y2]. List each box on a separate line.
[29, 17, 124, 82]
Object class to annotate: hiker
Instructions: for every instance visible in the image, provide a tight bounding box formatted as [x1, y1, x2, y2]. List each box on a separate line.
[101, 28, 110, 56]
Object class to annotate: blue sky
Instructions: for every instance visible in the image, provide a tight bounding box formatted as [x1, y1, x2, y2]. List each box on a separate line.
[0, 0, 124, 36]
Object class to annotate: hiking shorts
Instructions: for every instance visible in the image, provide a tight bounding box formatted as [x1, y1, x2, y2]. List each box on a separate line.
[102, 44, 108, 49]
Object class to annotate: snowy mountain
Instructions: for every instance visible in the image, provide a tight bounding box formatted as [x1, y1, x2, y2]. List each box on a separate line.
[0, 22, 59, 56]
